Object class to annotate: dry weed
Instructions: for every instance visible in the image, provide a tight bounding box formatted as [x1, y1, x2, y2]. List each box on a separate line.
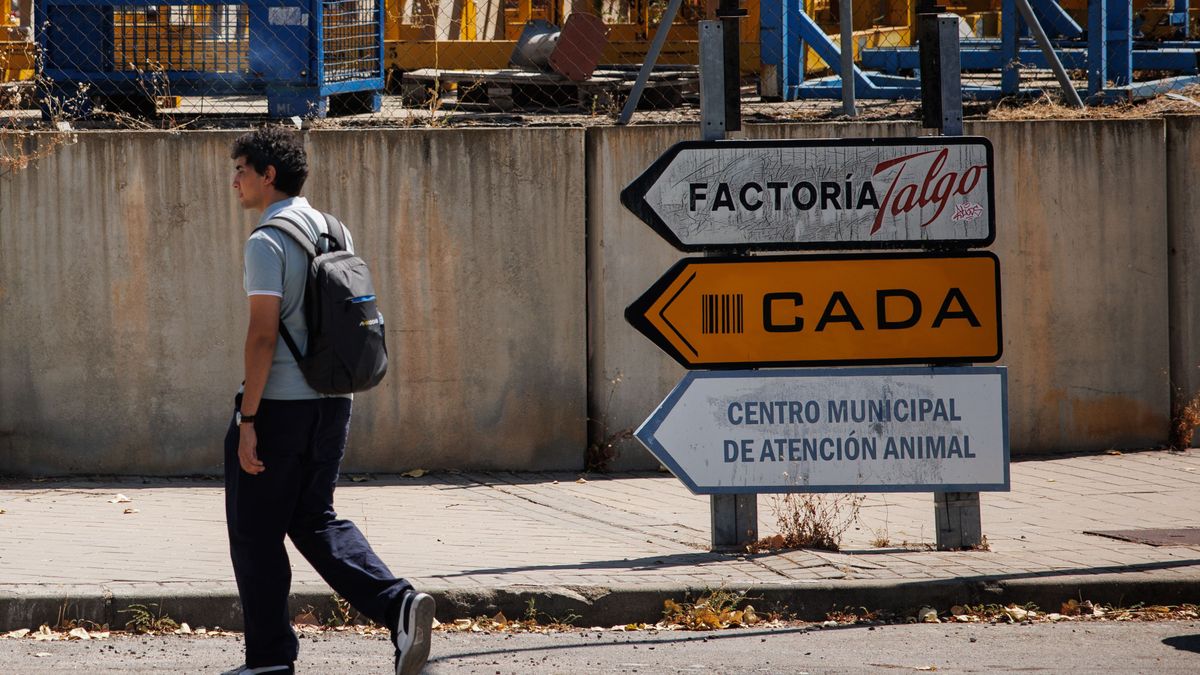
[1170, 391, 1200, 449]
[748, 491, 864, 553]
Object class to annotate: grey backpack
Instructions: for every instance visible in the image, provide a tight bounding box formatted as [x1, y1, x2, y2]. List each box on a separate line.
[255, 213, 388, 395]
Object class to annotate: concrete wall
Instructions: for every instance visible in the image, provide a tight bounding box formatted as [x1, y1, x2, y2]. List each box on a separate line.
[0, 129, 588, 474]
[589, 120, 1171, 469]
[0, 120, 1185, 474]
[1168, 115, 1200, 443]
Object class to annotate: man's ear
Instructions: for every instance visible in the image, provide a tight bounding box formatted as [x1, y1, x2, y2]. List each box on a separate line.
[263, 164, 277, 186]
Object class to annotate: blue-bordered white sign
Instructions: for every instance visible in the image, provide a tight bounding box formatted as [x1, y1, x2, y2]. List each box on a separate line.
[636, 366, 1010, 494]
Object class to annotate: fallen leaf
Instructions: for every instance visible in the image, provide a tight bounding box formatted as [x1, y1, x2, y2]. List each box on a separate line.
[68, 628, 90, 640]
[347, 475, 369, 483]
[918, 607, 939, 623]
[34, 652, 52, 657]
[33, 625, 55, 641]
[551, 480, 559, 485]
[431, 618, 441, 629]
[92, 632, 110, 639]
[123, 508, 139, 514]
[4, 629, 29, 639]
[950, 605, 967, 616]
[176, 623, 193, 635]
[1002, 606, 1029, 621]
[575, 477, 588, 484]
[1061, 599, 1080, 616]
[294, 611, 318, 626]
[1106, 450, 1122, 455]
[0, 509, 6, 515]
[915, 667, 937, 672]
[107, 494, 132, 504]
[402, 469, 426, 478]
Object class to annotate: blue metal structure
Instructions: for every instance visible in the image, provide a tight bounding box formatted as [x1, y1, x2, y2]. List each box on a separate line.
[765, 0, 1200, 103]
[37, 0, 384, 117]
[760, 0, 1004, 100]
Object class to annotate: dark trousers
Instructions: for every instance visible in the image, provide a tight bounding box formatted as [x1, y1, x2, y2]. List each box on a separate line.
[224, 395, 411, 667]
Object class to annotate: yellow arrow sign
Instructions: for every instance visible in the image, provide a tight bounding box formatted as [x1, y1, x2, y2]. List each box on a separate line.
[625, 252, 1002, 368]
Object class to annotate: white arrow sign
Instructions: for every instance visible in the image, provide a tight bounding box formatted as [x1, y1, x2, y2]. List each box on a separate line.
[636, 367, 1009, 494]
[621, 137, 995, 252]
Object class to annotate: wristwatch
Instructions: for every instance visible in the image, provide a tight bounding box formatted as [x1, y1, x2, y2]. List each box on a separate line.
[236, 411, 256, 425]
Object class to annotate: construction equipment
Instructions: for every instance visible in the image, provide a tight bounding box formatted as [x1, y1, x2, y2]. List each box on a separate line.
[37, 0, 386, 118]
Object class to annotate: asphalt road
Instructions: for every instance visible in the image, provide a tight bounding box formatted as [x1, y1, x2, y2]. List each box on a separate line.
[1, 621, 1198, 673]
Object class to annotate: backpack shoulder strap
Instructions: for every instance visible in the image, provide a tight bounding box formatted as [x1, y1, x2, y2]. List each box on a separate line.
[254, 214, 318, 259]
[250, 214, 314, 364]
[319, 212, 349, 253]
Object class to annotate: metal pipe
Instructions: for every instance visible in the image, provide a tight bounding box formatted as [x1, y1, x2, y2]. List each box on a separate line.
[1013, 0, 1085, 107]
[617, 0, 685, 125]
[840, 0, 857, 116]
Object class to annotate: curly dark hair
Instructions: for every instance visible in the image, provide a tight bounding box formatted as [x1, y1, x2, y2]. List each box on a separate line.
[230, 126, 309, 197]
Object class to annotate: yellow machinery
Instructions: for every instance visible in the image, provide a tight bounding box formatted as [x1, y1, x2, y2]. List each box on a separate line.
[2, 0, 35, 83]
[384, 0, 762, 75]
[383, 0, 919, 81]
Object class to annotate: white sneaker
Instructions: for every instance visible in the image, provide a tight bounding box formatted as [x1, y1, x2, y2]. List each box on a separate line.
[220, 665, 293, 675]
[393, 591, 435, 675]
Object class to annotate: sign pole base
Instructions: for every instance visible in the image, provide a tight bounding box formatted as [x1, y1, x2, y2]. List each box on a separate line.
[935, 491, 982, 550]
[711, 494, 758, 551]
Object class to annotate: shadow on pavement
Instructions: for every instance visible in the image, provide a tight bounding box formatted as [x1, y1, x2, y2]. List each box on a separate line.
[427, 625, 814, 663]
[432, 551, 1200, 582]
[1163, 635, 1200, 653]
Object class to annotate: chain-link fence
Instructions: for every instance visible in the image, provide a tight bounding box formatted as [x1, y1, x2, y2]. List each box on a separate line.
[2, 1, 1200, 128]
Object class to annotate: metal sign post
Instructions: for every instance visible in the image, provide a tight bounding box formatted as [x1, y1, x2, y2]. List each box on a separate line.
[699, 17, 756, 551]
[920, 12, 984, 550]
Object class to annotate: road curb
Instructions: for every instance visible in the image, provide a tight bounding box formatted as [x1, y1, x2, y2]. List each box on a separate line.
[3, 572, 1199, 632]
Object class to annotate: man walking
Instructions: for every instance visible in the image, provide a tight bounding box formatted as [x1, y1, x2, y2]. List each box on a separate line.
[223, 126, 433, 675]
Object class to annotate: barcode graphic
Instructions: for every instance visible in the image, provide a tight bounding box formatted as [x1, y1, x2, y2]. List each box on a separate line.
[702, 293, 744, 334]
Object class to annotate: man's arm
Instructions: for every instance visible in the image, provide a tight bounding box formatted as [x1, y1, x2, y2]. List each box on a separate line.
[238, 294, 280, 474]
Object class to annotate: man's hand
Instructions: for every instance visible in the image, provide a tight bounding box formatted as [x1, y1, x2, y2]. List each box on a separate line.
[240, 293, 279, 477]
[238, 424, 266, 475]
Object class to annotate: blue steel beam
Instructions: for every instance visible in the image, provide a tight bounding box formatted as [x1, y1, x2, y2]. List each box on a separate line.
[793, 4, 876, 90]
[791, 75, 1009, 100]
[1001, 0, 1021, 93]
[1030, 0, 1083, 38]
[1108, 0, 1133, 86]
[1089, 0, 1108, 95]
[860, 45, 1200, 73]
[759, 0, 803, 99]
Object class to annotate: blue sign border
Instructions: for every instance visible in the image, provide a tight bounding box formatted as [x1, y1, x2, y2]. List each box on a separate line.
[635, 366, 1010, 495]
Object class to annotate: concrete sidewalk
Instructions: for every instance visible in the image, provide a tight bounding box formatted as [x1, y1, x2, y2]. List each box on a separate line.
[2, 449, 1199, 631]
